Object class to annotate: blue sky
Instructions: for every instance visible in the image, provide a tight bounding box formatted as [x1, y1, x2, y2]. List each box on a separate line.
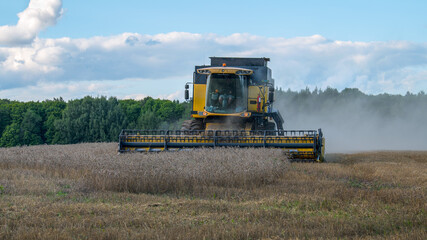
[2, 0, 425, 42]
[0, 0, 426, 100]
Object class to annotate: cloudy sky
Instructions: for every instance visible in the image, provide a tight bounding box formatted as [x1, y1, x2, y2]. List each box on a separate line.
[0, 0, 426, 101]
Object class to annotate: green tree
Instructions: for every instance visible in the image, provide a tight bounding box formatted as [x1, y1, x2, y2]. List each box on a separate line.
[54, 96, 128, 143]
[20, 109, 43, 145]
[9, 101, 27, 124]
[119, 99, 142, 127]
[43, 98, 67, 144]
[0, 123, 21, 147]
[0, 100, 12, 136]
[136, 110, 160, 130]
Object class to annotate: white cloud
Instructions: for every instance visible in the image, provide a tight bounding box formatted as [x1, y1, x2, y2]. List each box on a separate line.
[0, 0, 426, 100]
[0, 30, 426, 99]
[0, 0, 63, 45]
[123, 90, 183, 101]
[123, 94, 148, 100]
[156, 90, 183, 101]
[0, 77, 188, 101]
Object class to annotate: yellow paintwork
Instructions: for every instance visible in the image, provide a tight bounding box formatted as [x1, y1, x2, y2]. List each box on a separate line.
[196, 111, 251, 117]
[123, 135, 314, 149]
[192, 84, 206, 118]
[122, 135, 315, 144]
[120, 133, 324, 161]
[321, 138, 326, 162]
[248, 86, 268, 112]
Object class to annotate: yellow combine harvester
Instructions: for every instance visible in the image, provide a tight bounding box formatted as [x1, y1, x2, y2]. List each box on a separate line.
[119, 57, 325, 162]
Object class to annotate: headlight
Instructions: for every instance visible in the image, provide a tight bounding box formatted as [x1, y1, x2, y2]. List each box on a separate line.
[240, 112, 251, 117]
[197, 69, 211, 74]
[236, 70, 252, 75]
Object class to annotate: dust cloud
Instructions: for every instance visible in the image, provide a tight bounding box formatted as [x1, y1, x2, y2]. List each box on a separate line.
[275, 89, 427, 153]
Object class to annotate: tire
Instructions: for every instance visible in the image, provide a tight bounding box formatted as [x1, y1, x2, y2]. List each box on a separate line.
[190, 119, 204, 131]
[181, 119, 204, 135]
[180, 120, 192, 131]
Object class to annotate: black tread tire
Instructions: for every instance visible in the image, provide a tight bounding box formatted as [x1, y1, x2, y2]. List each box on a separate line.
[180, 119, 204, 135]
[180, 120, 192, 131]
[190, 119, 204, 131]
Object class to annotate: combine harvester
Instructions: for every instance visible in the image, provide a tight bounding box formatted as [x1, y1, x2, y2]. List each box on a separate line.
[119, 57, 325, 162]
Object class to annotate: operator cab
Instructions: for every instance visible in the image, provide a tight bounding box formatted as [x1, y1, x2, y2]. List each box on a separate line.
[197, 67, 252, 114]
[205, 73, 248, 113]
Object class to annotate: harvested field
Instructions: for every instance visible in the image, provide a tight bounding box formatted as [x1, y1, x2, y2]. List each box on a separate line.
[0, 144, 426, 239]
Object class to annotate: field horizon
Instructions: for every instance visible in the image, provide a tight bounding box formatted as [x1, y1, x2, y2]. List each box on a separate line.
[0, 143, 426, 239]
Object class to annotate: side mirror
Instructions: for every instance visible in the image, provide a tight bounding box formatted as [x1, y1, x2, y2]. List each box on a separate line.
[185, 84, 189, 100]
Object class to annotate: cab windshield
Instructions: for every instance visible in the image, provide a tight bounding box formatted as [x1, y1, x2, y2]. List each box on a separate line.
[205, 73, 248, 113]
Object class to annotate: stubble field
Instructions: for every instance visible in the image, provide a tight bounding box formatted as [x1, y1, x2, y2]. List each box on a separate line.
[0, 143, 426, 239]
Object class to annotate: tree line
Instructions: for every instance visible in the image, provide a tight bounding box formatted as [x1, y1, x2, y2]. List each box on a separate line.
[0, 96, 190, 147]
[1, 88, 426, 147]
[275, 87, 427, 121]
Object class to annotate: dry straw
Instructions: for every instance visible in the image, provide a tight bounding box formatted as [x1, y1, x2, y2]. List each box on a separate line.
[0, 143, 287, 196]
